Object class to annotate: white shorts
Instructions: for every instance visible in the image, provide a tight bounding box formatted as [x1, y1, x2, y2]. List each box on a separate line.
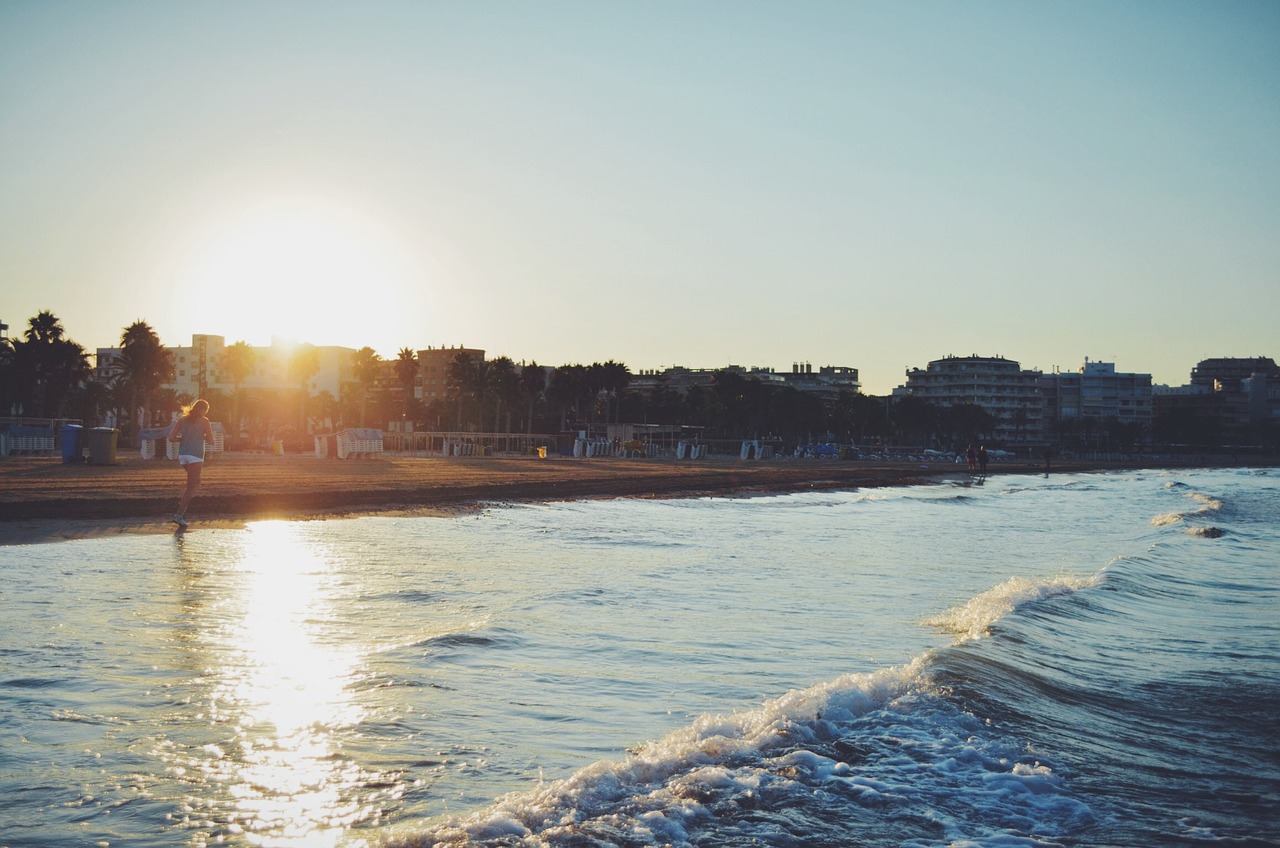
[178, 455, 204, 466]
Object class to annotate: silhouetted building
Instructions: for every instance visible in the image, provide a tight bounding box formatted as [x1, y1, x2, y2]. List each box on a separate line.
[901, 354, 1043, 443]
[1190, 357, 1280, 392]
[1155, 357, 1280, 449]
[415, 346, 484, 402]
[1041, 359, 1152, 447]
[95, 334, 355, 400]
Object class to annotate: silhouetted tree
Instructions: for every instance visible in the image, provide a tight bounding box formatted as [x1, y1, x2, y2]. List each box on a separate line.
[941, 403, 995, 450]
[351, 347, 381, 427]
[596, 360, 631, 424]
[890, 396, 940, 447]
[548, 364, 589, 431]
[487, 356, 520, 432]
[219, 341, 256, 436]
[8, 312, 92, 418]
[394, 348, 418, 421]
[118, 320, 172, 435]
[518, 361, 547, 433]
[288, 344, 321, 434]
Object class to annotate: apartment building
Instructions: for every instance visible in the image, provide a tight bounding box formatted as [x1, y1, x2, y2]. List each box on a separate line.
[415, 346, 485, 402]
[1040, 359, 1153, 429]
[96, 334, 356, 400]
[901, 354, 1043, 443]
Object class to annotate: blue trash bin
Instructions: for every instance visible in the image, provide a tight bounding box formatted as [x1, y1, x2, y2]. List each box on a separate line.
[61, 424, 84, 463]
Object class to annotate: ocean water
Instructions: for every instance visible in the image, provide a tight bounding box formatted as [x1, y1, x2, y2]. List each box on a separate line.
[1, 467, 1277, 847]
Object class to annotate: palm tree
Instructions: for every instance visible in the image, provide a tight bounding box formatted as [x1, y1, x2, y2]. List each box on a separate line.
[486, 357, 519, 432]
[889, 396, 940, 449]
[548, 364, 588, 431]
[446, 352, 486, 431]
[597, 360, 631, 424]
[118, 320, 173, 435]
[518, 361, 547, 433]
[219, 341, 256, 437]
[584, 363, 608, 424]
[0, 332, 15, 416]
[69, 378, 111, 427]
[307, 390, 340, 433]
[351, 347, 382, 427]
[7, 311, 91, 418]
[26, 311, 62, 344]
[288, 344, 320, 435]
[830, 391, 888, 445]
[394, 348, 418, 421]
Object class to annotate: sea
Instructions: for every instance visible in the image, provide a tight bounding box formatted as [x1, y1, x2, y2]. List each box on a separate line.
[1, 466, 1277, 848]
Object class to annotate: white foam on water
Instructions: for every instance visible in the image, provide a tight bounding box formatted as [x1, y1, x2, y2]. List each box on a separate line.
[924, 574, 1099, 642]
[1186, 491, 1223, 511]
[386, 659, 930, 846]
[1152, 488, 1225, 528]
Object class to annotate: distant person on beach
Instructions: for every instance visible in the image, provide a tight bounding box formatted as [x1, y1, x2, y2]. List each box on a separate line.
[977, 445, 988, 476]
[966, 443, 977, 473]
[167, 399, 214, 528]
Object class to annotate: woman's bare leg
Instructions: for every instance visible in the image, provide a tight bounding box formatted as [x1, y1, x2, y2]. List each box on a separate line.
[177, 462, 203, 516]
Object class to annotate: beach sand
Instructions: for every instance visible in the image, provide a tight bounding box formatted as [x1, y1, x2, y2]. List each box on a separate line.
[0, 450, 1245, 545]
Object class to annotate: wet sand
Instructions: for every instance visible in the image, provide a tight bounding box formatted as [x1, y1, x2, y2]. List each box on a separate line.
[0, 450, 1259, 545]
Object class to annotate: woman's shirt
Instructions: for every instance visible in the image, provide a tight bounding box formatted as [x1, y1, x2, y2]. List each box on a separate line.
[177, 418, 206, 460]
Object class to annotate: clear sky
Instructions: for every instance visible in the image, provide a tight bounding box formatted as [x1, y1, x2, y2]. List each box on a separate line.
[2, 1, 1277, 394]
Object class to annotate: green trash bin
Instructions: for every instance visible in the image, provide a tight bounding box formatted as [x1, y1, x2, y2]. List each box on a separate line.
[86, 427, 119, 465]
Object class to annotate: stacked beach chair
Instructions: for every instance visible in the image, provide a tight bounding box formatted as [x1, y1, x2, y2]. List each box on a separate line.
[9, 426, 55, 455]
[141, 422, 225, 459]
[336, 428, 384, 459]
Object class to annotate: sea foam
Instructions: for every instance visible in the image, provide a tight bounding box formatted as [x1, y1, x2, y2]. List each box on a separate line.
[388, 659, 929, 846]
[924, 574, 1099, 642]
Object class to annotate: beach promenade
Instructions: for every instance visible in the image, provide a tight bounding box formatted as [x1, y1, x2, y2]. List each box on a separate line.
[0, 451, 1263, 545]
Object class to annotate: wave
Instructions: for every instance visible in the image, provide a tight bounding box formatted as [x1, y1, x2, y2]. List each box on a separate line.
[922, 574, 1100, 642]
[383, 574, 1106, 847]
[383, 652, 1098, 847]
[402, 626, 522, 654]
[1152, 487, 1227, 527]
[1187, 491, 1224, 511]
[900, 493, 977, 505]
[378, 474, 1280, 847]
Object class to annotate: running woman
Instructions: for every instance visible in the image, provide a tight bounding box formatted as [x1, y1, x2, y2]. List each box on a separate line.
[167, 398, 215, 528]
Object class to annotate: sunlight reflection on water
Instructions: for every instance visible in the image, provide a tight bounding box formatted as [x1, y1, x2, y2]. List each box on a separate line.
[168, 521, 381, 847]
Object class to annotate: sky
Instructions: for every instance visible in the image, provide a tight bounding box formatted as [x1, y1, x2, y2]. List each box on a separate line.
[2, 1, 1277, 394]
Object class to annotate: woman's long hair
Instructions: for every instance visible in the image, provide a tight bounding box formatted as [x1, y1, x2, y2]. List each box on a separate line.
[181, 399, 210, 418]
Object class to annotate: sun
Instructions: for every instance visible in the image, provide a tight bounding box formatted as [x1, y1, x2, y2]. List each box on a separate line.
[172, 194, 423, 350]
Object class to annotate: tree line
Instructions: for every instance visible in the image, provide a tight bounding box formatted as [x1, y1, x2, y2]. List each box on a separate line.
[2, 310, 1267, 453]
[0, 311, 387, 448]
[0, 312, 958, 449]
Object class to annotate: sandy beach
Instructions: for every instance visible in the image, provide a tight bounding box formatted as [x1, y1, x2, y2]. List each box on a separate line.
[0, 450, 1263, 545]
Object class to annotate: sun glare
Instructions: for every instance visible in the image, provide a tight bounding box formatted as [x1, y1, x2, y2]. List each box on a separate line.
[175, 195, 422, 349]
[205, 521, 373, 845]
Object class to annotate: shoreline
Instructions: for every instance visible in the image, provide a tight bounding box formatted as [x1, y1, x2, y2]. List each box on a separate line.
[1, 451, 1271, 546]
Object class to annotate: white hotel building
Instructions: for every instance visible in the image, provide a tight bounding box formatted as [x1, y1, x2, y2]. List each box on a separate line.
[95, 334, 356, 400]
[900, 354, 1044, 443]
